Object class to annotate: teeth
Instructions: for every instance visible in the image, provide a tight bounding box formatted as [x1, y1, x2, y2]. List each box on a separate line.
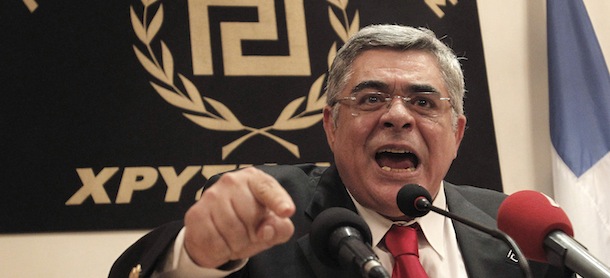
[377, 148, 416, 172]
[378, 148, 412, 154]
[381, 166, 415, 172]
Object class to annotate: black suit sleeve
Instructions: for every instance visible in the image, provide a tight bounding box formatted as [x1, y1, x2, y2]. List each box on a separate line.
[108, 220, 184, 278]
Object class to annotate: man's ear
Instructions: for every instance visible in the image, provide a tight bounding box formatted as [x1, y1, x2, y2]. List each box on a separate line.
[453, 114, 467, 158]
[322, 106, 336, 151]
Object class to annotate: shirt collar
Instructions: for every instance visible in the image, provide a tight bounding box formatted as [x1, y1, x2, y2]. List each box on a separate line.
[349, 182, 448, 259]
[418, 183, 449, 259]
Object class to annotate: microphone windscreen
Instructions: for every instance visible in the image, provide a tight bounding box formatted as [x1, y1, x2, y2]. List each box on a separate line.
[497, 190, 573, 262]
[310, 207, 372, 265]
[397, 184, 432, 217]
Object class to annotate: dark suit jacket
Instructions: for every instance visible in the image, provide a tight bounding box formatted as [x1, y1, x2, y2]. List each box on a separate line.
[109, 164, 568, 277]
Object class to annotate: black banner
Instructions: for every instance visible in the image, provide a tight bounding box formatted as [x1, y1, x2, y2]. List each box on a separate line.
[1, 0, 501, 233]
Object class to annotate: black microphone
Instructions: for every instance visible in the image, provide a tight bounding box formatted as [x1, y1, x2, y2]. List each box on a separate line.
[396, 184, 533, 278]
[310, 207, 390, 278]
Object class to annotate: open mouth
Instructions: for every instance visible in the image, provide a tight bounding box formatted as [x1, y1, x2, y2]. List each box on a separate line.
[375, 148, 419, 172]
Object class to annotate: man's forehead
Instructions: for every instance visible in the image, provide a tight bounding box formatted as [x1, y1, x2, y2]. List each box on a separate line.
[350, 80, 441, 94]
[345, 52, 446, 95]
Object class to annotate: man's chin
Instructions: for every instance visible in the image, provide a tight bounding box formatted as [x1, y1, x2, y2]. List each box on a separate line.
[381, 211, 412, 221]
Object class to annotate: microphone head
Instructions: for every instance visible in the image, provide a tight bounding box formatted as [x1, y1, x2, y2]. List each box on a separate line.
[397, 184, 432, 218]
[497, 190, 573, 263]
[310, 207, 372, 265]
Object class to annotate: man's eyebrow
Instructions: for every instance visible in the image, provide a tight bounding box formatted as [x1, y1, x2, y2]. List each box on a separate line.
[351, 80, 389, 94]
[407, 84, 440, 94]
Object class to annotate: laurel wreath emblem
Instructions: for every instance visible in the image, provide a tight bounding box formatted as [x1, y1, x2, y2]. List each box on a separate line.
[130, 0, 359, 160]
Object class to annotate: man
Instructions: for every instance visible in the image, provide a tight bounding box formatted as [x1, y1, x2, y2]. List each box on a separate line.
[110, 24, 566, 277]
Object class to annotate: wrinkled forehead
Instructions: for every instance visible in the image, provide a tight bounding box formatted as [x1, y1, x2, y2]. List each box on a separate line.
[343, 49, 447, 95]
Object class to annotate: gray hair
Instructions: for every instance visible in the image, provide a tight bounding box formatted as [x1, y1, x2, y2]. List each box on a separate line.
[326, 24, 465, 124]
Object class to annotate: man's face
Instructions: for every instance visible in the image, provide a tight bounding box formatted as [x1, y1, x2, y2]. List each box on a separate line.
[323, 49, 466, 219]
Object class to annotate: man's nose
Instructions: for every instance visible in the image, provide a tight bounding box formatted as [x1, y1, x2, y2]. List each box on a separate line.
[381, 97, 415, 129]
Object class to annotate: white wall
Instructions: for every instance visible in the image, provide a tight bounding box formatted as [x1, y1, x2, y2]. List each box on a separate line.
[1, 1, 608, 277]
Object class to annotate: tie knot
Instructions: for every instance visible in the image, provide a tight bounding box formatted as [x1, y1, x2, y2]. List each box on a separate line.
[385, 224, 429, 278]
[385, 224, 419, 257]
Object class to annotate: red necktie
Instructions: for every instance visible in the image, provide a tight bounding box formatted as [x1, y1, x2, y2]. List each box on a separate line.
[385, 224, 429, 278]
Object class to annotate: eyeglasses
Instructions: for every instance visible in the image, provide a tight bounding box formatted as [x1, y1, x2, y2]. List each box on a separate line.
[333, 91, 452, 117]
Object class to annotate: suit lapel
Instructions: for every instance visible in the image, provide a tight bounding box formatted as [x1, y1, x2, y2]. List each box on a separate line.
[444, 183, 522, 277]
[304, 165, 357, 220]
[296, 165, 360, 278]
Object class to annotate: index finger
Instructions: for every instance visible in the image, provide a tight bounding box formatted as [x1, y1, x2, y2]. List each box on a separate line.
[245, 168, 295, 218]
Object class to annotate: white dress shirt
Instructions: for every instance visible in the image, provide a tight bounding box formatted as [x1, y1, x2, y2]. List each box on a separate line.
[352, 182, 468, 277]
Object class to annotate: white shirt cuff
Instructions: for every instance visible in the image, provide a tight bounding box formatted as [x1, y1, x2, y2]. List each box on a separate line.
[152, 227, 248, 278]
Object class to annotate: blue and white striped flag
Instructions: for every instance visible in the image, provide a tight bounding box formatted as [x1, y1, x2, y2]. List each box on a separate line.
[548, 0, 610, 266]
